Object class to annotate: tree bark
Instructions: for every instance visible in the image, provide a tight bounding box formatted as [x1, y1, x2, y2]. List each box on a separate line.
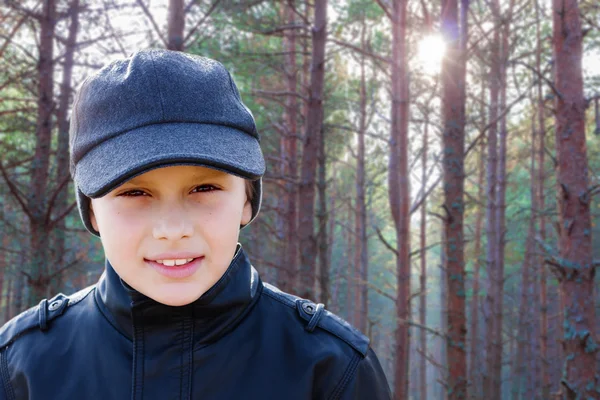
[167, 0, 185, 50]
[552, 0, 598, 395]
[441, 0, 468, 396]
[345, 200, 355, 323]
[534, 1, 550, 396]
[329, 167, 340, 311]
[28, 0, 56, 306]
[52, 0, 80, 295]
[419, 110, 429, 400]
[297, 0, 327, 301]
[317, 100, 329, 305]
[439, 234, 449, 400]
[511, 111, 537, 400]
[353, 19, 368, 334]
[468, 76, 485, 400]
[389, 0, 411, 398]
[484, 0, 501, 394]
[491, 1, 514, 394]
[280, 0, 299, 294]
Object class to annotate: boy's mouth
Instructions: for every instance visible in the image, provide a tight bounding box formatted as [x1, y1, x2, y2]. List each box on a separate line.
[145, 257, 205, 279]
[153, 258, 196, 266]
[145, 253, 204, 265]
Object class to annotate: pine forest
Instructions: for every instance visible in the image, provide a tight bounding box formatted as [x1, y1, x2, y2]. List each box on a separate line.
[1, 0, 599, 398]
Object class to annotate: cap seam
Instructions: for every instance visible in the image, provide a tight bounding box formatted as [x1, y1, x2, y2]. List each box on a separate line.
[226, 70, 259, 140]
[148, 51, 166, 121]
[69, 75, 93, 178]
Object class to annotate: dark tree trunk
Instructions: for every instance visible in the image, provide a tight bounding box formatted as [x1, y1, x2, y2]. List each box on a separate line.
[511, 111, 537, 400]
[389, 0, 411, 398]
[468, 77, 485, 400]
[552, 0, 598, 395]
[281, 0, 299, 293]
[317, 107, 329, 305]
[28, 0, 56, 306]
[345, 201, 355, 323]
[52, 0, 80, 295]
[328, 167, 340, 311]
[353, 20, 368, 334]
[297, 0, 327, 301]
[439, 232, 449, 400]
[491, 3, 514, 394]
[484, 0, 501, 394]
[441, 0, 468, 396]
[535, 0, 550, 394]
[167, 0, 185, 50]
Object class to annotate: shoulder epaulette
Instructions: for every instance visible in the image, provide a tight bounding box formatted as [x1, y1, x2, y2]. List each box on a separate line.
[263, 283, 370, 357]
[0, 285, 95, 350]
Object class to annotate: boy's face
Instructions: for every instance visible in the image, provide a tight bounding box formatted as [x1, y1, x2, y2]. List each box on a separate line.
[89, 165, 252, 306]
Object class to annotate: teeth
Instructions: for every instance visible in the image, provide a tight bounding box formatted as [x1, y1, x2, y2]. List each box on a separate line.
[155, 258, 194, 266]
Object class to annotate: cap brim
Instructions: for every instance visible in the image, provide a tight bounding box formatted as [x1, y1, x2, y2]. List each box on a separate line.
[75, 122, 265, 197]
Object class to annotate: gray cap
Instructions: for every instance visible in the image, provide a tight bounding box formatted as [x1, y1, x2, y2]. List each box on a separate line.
[69, 49, 265, 237]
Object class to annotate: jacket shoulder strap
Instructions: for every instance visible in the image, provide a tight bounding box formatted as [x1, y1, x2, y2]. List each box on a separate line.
[295, 299, 370, 357]
[0, 286, 95, 350]
[262, 283, 370, 357]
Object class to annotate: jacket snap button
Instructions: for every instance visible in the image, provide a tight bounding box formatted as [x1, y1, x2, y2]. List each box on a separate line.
[48, 299, 63, 311]
[302, 302, 316, 315]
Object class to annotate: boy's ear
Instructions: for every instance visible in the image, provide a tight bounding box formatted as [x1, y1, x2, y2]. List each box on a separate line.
[241, 198, 252, 226]
[89, 201, 99, 232]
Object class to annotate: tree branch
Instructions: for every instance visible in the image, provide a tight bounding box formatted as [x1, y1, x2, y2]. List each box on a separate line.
[0, 161, 32, 219]
[183, 0, 221, 46]
[328, 37, 390, 65]
[373, 0, 393, 19]
[48, 201, 78, 231]
[410, 175, 442, 215]
[135, 0, 168, 47]
[374, 225, 398, 255]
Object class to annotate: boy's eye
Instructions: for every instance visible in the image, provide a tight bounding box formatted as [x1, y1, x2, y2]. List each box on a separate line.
[119, 185, 218, 197]
[191, 184, 218, 193]
[120, 189, 148, 197]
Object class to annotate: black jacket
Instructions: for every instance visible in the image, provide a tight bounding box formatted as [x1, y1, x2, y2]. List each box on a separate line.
[0, 245, 392, 399]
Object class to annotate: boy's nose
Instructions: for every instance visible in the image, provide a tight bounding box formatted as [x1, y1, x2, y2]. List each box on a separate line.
[152, 208, 194, 240]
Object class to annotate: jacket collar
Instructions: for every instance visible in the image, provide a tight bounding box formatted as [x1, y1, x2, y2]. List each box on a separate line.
[94, 244, 262, 344]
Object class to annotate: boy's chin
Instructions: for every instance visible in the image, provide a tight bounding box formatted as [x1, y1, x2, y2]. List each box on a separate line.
[146, 288, 205, 307]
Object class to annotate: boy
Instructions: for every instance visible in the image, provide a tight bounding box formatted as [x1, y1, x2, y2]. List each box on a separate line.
[0, 49, 392, 399]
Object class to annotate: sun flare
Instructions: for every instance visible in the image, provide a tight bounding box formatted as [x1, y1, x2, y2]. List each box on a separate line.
[417, 35, 447, 75]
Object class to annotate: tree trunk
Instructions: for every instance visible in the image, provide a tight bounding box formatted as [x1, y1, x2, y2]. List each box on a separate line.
[28, 0, 56, 306]
[0, 185, 7, 322]
[52, 0, 80, 295]
[329, 167, 340, 311]
[345, 201, 355, 323]
[439, 232, 449, 400]
[468, 77, 485, 400]
[484, 0, 501, 394]
[3, 270, 12, 323]
[317, 103, 329, 305]
[419, 113, 429, 400]
[511, 111, 537, 400]
[441, 0, 468, 396]
[281, 0, 299, 294]
[535, 0, 550, 395]
[390, 0, 411, 398]
[167, 0, 185, 50]
[297, 0, 327, 301]
[491, 2, 514, 394]
[552, 0, 598, 395]
[353, 20, 368, 334]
